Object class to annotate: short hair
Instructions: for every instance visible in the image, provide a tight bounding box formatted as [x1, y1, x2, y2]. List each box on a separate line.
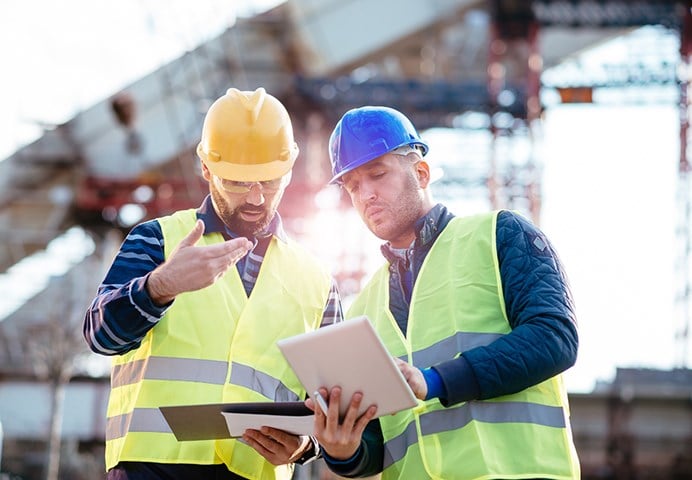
[391, 145, 424, 159]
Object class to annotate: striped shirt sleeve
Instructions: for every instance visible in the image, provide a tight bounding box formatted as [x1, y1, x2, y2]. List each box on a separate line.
[322, 278, 344, 327]
[83, 220, 168, 355]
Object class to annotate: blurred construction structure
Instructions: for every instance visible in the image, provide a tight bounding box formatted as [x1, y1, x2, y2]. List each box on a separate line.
[0, 1, 691, 479]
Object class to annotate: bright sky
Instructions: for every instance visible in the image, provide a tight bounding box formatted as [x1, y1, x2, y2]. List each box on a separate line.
[0, 0, 276, 160]
[541, 103, 681, 391]
[0, 1, 689, 393]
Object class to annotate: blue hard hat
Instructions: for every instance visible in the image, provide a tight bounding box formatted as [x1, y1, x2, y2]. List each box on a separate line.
[328, 106, 429, 184]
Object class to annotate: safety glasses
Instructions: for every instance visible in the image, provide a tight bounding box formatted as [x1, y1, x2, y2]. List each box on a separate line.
[212, 174, 287, 194]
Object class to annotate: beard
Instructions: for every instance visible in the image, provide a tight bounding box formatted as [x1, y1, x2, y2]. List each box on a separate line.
[361, 165, 427, 247]
[210, 187, 273, 237]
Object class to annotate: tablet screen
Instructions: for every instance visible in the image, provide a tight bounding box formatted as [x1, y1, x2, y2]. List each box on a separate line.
[277, 315, 418, 418]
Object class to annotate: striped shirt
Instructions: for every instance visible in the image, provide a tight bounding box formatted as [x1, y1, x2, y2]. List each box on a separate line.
[83, 195, 343, 355]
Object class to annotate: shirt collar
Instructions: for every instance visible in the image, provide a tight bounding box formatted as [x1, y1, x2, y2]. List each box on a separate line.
[380, 203, 452, 264]
[196, 194, 288, 243]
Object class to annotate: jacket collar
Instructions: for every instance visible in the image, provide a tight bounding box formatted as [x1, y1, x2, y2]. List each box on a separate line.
[380, 203, 453, 264]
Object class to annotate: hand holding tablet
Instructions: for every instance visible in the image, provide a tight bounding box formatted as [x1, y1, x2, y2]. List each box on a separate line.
[277, 316, 418, 419]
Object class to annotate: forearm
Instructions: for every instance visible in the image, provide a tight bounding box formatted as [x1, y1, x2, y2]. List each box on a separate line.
[82, 220, 168, 355]
[433, 314, 577, 405]
[428, 210, 578, 405]
[83, 273, 169, 355]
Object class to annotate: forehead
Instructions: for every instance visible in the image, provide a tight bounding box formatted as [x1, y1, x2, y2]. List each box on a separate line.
[342, 155, 397, 182]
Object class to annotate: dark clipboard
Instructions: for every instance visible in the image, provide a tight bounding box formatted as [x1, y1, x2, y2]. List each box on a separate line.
[160, 401, 313, 440]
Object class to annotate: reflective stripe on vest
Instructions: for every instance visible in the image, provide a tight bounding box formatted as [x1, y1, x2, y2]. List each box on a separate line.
[407, 331, 504, 368]
[229, 362, 300, 403]
[348, 212, 580, 479]
[107, 408, 170, 440]
[383, 401, 567, 469]
[110, 357, 299, 408]
[111, 357, 228, 387]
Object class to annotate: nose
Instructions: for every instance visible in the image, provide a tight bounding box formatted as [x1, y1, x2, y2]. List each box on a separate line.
[357, 181, 376, 204]
[245, 183, 265, 205]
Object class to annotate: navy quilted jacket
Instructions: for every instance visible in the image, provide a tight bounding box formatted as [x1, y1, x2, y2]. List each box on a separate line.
[428, 206, 578, 403]
[324, 205, 578, 476]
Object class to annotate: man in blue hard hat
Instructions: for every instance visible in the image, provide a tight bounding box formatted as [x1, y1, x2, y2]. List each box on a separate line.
[308, 105, 581, 479]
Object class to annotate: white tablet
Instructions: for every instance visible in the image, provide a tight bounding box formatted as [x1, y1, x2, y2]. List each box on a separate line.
[277, 315, 418, 418]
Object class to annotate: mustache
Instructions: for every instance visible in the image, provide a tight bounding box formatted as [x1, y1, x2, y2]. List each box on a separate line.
[239, 206, 265, 214]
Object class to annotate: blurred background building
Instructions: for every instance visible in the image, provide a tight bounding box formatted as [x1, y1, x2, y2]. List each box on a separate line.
[0, 0, 690, 478]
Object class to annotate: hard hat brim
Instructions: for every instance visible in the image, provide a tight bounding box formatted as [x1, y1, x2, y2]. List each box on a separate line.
[198, 142, 298, 182]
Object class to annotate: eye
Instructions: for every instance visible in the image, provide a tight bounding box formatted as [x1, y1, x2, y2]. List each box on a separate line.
[343, 181, 359, 195]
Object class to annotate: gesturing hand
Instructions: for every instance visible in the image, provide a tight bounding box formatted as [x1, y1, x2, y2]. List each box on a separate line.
[147, 219, 253, 305]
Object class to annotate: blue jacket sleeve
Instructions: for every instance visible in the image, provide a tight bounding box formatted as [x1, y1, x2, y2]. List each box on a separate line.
[82, 220, 170, 355]
[433, 210, 579, 405]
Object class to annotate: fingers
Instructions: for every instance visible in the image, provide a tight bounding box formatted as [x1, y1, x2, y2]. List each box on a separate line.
[341, 391, 377, 436]
[154, 229, 252, 298]
[324, 387, 342, 431]
[259, 427, 291, 447]
[311, 387, 330, 438]
[396, 359, 427, 400]
[243, 429, 279, 464]
[177, 220, 252, 263]
[179, 219, 205, 248]
[242, 428, 304, 466]
[225, 237, 254, 263]
[312, 387, 377, 461]
[201, 237, 253, 265]
[180, 235, 252, 280]
[243, 429, 275, 454]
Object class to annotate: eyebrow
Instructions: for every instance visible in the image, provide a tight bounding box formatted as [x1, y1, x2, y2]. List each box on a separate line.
[362, 158, 389, 170]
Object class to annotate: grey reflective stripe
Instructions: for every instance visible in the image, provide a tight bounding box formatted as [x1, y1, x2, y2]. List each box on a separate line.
[111, 357, 229, 388]
[409, 331, 505, 368]
[230, 362, 300, 402]
[383, 401, 566, 469]
[383, 419, 418, 469]
[106, 408, 171, 441]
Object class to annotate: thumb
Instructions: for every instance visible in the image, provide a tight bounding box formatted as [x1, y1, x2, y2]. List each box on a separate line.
[179, 219, 205, 247]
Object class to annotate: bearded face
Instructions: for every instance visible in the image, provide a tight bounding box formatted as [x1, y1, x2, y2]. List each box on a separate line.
[341, 154, 431, 249]
[209, 179, 286, 237]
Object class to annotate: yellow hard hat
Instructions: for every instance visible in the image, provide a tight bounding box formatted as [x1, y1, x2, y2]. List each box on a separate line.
[197, 87, 299, 181]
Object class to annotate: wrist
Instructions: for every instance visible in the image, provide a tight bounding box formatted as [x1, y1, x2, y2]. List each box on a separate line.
[294, 435, 320, 465]
[146, 270, 175, 306]
[422, 366, 444, 400]
[322, 443, 363, 465]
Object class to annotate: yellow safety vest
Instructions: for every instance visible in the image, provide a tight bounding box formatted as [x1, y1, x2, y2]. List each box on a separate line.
[105, 209, 332, 480]
[348, 212, 580, 480]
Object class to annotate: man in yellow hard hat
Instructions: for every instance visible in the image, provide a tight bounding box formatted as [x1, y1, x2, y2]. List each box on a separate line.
[83, 87, 342, 480]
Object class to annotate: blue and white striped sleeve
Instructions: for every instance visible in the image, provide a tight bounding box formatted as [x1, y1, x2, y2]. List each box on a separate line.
[320, 278, 344, 327]
[83, 219, 169, 355]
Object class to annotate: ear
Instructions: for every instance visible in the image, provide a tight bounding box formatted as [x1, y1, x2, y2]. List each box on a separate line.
[415, 160, 431, 188]
[200, 159, 211, 181]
